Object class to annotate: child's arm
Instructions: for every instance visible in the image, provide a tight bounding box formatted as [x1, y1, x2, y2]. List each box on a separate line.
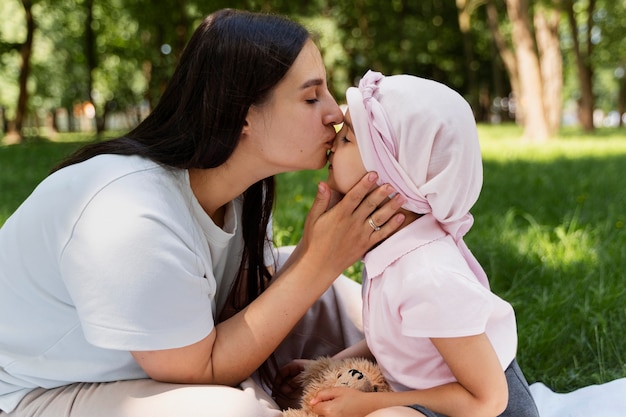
[311, 333, 508, 417]
[406, 333, 508, 416]
[331, 338, 373, 361]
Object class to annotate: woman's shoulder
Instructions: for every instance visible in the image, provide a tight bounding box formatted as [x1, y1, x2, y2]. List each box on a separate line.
[65, 154, 178, 182]
[44, 154, 193, 230]
[61, 154, 186, 197]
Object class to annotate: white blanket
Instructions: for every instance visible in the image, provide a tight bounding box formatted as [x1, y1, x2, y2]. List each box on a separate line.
[530, 378, 626, 416]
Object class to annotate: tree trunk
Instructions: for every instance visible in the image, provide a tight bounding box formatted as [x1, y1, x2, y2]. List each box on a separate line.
[456, 0, 479, 118]
[534, 3, 563, 136]
[565, 0, 595, 131]
[486, 0, 521, 122]
[618, 73, 626, 127]
[5, 0, 35, 144]
[85, 0, 102, 135]
[506, 0, 550, 142]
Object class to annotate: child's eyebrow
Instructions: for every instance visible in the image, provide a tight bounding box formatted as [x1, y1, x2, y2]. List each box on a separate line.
[344, 119, 354, 131]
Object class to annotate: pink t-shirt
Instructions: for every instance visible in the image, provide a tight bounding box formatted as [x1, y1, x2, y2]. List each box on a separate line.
[362, 213, 517, 392]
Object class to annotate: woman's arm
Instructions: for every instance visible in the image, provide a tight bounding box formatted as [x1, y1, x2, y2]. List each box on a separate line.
[311, 334, 508, 417]
[132, 173, 405, 386]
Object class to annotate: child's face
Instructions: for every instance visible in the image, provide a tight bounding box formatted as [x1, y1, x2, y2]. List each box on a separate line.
[327, 110, 367, 194]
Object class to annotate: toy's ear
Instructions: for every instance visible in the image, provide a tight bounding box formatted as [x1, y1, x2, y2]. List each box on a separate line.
[371, 374, 391, 392]
[300, 356, 337, 385]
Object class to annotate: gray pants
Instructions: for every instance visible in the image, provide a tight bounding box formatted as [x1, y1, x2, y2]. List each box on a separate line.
[409, 359, 540, 417]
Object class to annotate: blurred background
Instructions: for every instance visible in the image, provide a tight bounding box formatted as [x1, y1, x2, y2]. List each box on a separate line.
[0, 0, 625, 144]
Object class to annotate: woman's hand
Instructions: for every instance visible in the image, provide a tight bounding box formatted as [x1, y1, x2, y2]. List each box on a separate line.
[300, 172, 405, 279]
[133, 173, 404, 389]
[272, 358, 312, 409]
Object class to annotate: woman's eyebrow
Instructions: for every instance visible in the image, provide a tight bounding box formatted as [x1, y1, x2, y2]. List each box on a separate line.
[300, 78, 323, 89]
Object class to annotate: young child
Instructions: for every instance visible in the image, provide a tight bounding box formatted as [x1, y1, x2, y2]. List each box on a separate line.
[318, 71, 540, 417]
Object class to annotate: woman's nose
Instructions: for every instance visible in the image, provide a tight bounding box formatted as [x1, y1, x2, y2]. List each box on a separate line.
[324, 96, 344, 126]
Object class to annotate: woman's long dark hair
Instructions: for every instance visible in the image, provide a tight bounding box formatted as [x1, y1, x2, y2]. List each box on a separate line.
[54, 8, 310, 376]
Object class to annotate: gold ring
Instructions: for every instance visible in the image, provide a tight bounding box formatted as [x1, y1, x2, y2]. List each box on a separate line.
[368, 217, 381, 231]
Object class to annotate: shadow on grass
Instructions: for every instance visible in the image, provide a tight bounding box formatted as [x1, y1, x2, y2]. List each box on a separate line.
[469, 154, 626, 391]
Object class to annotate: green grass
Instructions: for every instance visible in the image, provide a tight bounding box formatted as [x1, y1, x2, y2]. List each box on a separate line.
[469, 125, 626, 391]
[2, 125, 626, 392]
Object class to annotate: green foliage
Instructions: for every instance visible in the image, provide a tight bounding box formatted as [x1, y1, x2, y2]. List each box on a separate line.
[560, 0, 626, 114]
[1, 0, 625, 127]
[0, 0, 26, 120]
[471, 125, 626, 390]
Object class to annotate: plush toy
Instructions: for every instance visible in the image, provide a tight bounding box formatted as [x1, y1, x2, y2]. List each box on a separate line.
[281, 356, 391, 417]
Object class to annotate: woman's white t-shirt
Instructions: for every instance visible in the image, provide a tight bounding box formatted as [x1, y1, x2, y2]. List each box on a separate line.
[0, 154, 269, 412]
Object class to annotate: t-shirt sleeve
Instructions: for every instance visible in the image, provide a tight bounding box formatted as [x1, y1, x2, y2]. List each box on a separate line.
[59, 176, 215, 352]
[398, 265, 494, 338]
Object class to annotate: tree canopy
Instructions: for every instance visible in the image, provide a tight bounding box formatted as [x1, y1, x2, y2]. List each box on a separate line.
[1, 0, 624, 143]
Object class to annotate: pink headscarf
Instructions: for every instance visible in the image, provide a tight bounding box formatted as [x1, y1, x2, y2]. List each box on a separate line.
[346, 70, 489, 288]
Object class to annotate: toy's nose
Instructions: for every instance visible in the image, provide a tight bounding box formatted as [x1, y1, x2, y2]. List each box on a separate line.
[348, 369, 364, 380]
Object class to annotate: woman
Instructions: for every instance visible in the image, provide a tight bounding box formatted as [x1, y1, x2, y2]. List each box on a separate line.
[0, 9, 404, 417]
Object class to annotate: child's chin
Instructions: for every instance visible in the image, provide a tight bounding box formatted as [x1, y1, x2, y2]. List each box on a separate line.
[328, 189, 344, 209]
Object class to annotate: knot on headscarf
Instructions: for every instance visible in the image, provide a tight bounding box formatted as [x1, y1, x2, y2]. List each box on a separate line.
[360, 71, 399, 159]
[347, 70, 489, 288]
[355, 71, 431, 215]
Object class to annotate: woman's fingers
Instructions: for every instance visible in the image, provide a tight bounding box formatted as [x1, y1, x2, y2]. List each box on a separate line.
[338, 172, 380, 214]
[339, 172, 406, 240]
[363, 192, 406, 243]
[307, 182, 332, 223]
[300, 172, 405, 277]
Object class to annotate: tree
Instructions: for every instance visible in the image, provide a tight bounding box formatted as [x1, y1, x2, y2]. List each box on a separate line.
[485, 1, 521, 120]
[334, 0, 471, 100]
[534, 0, 563, 136]
[485, 0, 562, 141]
[4, 0, 35, 144]
[564, 0, 595, 131]
[455, 0, 486, 117]
[507, 0, 549, 141]
[2, 0, 623, 139]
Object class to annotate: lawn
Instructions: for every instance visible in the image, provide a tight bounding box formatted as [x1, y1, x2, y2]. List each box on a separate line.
[1, 124, 625, 393]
